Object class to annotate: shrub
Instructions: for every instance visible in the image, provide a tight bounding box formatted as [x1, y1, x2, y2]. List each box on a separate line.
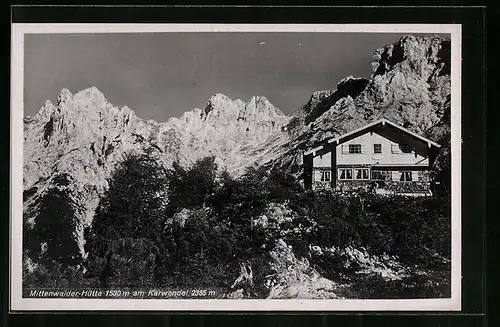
[367, 195, 451, 264]
[166, 156, 218, 215]
[265, 168, 304, 204]
[158, 161, 275, 293]
[84, 236, 160, 288]
[160, 205, 271, 293]
[91, 152, 168, 241]
[286, 116, 302, 131]
[23, 255, 95, 291]
[24, 179, 82, 269]
[303, 192, 450, 265]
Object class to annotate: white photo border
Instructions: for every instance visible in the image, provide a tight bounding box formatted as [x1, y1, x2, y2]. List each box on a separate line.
[10, 23, 462, 312]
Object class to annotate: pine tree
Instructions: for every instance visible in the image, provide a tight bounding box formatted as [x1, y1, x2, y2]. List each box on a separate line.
[165, 156, 218, 215]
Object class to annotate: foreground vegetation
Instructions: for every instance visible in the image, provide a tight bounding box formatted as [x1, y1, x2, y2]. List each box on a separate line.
[23, 154, 451, 298]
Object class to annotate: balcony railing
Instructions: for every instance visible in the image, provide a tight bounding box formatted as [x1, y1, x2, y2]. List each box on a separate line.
[313, 179, 432, 196]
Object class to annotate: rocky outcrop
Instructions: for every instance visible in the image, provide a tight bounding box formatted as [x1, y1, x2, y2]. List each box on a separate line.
[371, 35, 450, 80]
[310, 245, 410, 282]
[266, 239, 342, 299]
[304, 76, 369, 124]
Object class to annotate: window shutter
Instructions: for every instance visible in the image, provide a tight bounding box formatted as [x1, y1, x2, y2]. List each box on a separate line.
[412, 171, 418, 181]
[342, 145, 349, 154]
[360, 145, 366, 154]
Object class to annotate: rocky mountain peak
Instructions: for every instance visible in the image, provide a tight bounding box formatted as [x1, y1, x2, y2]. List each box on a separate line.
[204, 93, 233, 114]
[247, 95, 271, 109]
[200, 93, 286, 124]
[210, 92, 230, 101]
[31, 100, 57, 122]
[242, 95, 285, 120]
[247, 95, 269, 104]
[43, 87, 136, 130]
[371, 34, 450, 80]
[73, 86, 107, 104]
[57, 88, 73, 104]
[64, 86, 109, 113]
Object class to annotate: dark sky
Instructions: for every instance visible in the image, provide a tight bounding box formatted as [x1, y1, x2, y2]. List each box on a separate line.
[24, 32, 447, 121]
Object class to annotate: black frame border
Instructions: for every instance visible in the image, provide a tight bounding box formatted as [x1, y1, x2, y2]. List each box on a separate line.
[5, 4, 488, 327]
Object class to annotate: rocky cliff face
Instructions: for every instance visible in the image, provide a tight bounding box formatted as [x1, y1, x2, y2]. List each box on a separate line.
[244, 34, 452, 174]
[24, 87, 142, 232]
[168, 93, 289, 173]
[23, 34, 451, 252]
[23, 87, 289, 249]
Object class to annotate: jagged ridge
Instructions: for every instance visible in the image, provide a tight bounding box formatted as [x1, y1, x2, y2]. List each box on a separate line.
[23, 86, 290, 251]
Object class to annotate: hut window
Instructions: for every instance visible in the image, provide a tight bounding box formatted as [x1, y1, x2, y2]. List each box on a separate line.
[339, 168, 353, 180]
[355, 168, 370, 180]
[320, 171, 331, 182]
[348, 144, 362, 154]
[399, 171, 413, 181]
